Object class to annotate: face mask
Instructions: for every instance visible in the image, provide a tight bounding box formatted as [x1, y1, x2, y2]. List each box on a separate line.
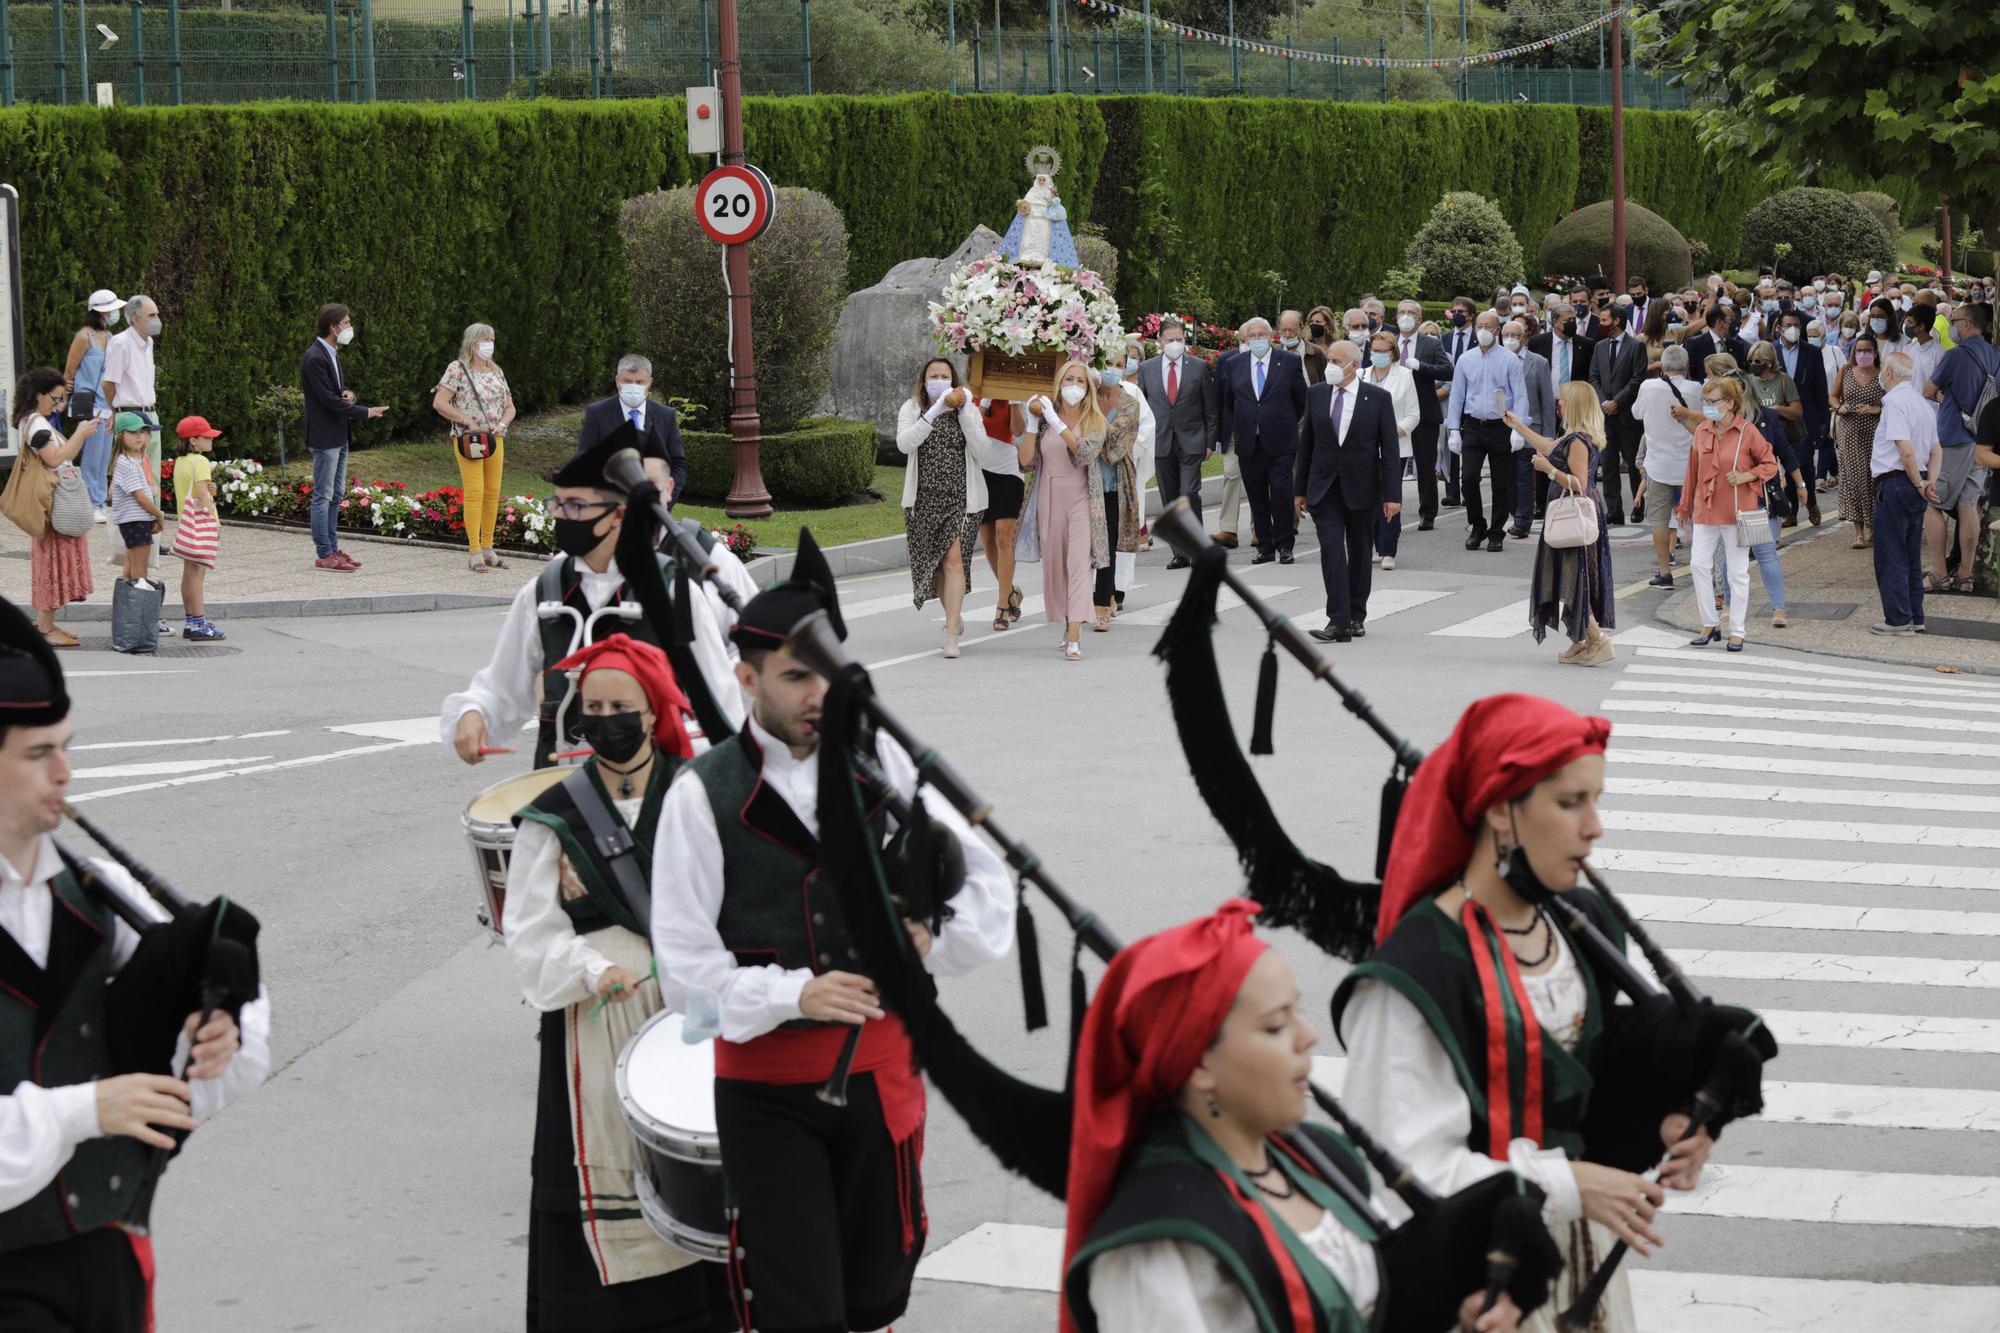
[1367, 316, 1382, 331]
[335, 325, 354, 346]
[1163, 340, 1184, 360]
[1280, 335, 1300, 349]
[1702, 402, 1725, 421]
[1559, 320, 1576, 338]
[554, 515, 607, 557]
[1369, 350, 1391, 369]
[1060, 383, 1087, 406]
[1502, 336, 1521, 352]
[1475, 328, 1495, 348]
[1450, 311, 1468, 328]
[574, 711, 649, 765]
[143, 318, 163, 338]
[1310, 323, 1327, 339]
[1397, 315, 1416, 334]
[1511, 306, 1527, 318]
[1854, 351, 1875, 368]
[1099, 366, 1125, 387]
[1349, 330, 1369, 345]
[476, 340, 495, 360]
[926, 377, 953, 403]
[103, 308, 121, 327]
[1808, 336, 1825, 348]
[1782, 326, 1800, 344]
[618, 382, 647, 409]
[1125, 356, 1140, 372]
[1903, 323, 1919, 340]
[1899, 296, 1913, 311]
[1870, 318, 1888, 335]
[1246, 338, 1271, 357]
[1762, 299, 1778, 313]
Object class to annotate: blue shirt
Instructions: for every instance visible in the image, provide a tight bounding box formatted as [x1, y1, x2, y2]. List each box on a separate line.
[1930, 334, 1999, 446]
[1443, 343, 1526, 431]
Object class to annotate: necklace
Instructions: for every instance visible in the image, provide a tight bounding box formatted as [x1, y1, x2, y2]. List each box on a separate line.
[599, 757, 649, 798]
[1499, 903, 1546, 936]
[1511, 918, 1556, 970]
[1244, 1159, 1296, 1200]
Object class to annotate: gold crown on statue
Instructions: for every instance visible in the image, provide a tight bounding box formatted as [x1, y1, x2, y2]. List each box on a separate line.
[1025, 145, 1063, 177]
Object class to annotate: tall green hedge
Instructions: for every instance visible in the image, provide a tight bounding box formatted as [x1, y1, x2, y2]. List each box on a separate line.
[1572, 108, 1774, 269]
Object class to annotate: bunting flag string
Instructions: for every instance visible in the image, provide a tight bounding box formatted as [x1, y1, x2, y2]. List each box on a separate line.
[1068, 0, 1628, 71]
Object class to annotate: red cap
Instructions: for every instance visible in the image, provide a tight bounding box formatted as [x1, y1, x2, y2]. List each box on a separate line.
[175, 415, 223, 439]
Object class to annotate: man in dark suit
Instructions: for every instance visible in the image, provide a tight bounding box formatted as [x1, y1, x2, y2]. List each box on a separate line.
[1393, 299, 1454, 529]
[577, 354, 689, 504]
[1138, 319, 1219, 565]
[1437, 296, 1481, 506]
[1774, 307, 1829, 524]
[1588, 317, 1650, 523]
[1527, 303, 1595, 388]
[1218, 318, 1310, 564]
[1294, 343, 1401, 642]
[1624, 274, 1652, 332]
[300, 302, 388, 572]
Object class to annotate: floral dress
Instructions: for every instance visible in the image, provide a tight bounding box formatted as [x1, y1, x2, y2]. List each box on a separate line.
[1529, 431, 1613, 646]
[905, 407, 979, 609]
[1833, 369, 1885, 529]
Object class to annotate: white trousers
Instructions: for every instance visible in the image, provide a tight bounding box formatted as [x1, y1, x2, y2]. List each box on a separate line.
[1216, 448, 1246, 535]
[1689, 522, 1750, 637]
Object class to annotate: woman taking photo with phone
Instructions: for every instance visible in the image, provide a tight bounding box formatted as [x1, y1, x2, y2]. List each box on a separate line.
[1504, 382, 1615, 668]
[1017, 361, 1107, 661]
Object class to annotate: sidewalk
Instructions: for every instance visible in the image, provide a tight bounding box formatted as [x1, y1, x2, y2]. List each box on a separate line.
[1654, 518, 2000, 674]
[0, 518, 534, 621]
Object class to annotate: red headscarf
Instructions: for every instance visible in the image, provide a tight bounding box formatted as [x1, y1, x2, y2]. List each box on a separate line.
[1376, 694, 1611, 944]
[551, 633, 695, 760]
[1061, 899, 1270, 1332]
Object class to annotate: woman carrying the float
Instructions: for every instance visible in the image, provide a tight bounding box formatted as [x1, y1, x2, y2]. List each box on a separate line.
[1333, 694, 1714, 1333]
[1062, 900, 1521, 1333]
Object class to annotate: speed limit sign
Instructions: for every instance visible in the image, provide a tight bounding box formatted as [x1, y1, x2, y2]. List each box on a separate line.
[697, 165, 777, 245]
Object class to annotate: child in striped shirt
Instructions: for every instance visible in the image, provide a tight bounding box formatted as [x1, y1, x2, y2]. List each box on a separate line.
[170, 415, 226, 641]
[108, 413, 164, 587]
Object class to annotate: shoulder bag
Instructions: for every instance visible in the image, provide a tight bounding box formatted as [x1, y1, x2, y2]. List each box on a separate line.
[48, 462, 91, 537]
[0, 423, 56, 538]
[1730, 422, 1767, 550]
[1541, 435, 1600, 550]
[450, 363, 504, 461]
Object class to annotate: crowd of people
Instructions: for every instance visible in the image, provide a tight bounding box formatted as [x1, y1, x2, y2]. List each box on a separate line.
[896, 268, 1998, 659]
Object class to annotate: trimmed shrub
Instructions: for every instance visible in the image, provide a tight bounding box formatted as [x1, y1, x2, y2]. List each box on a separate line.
[1403, 193, 1526, 301]
[1538, 201, 1694, 291]
[622, 186, 849, 436]
[1573, 108, 1773, 267]
[681, 417, 878, 506]
[1849, 191, 1902, 237]
[1739, 188, 1897, 284]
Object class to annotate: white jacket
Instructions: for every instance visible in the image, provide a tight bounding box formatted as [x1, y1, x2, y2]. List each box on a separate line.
[1358, 363, 1420, 457]
[895, 395, 990, 512]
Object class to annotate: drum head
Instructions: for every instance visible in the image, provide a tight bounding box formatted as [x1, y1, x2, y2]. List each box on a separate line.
[465, 766, 570, 826]
[622, 1010, 717, 1136]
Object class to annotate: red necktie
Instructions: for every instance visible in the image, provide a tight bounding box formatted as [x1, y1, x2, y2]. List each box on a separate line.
[1167, 362, 1179, 405]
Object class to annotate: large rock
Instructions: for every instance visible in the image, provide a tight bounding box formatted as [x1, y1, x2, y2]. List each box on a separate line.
[831, 226, 1004, 446]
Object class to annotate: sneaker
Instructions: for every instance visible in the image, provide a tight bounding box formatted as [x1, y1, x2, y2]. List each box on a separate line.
[1868, 621, 1915, 636]
[1648, 571, 1675, 588]
[156, 620, 171, 635]
[184, 619, 226, 642]
[93, 507, 107, 524]
[1379, 556, 1395, 571]
[314, 555, 353, 573]
[335, 551, 362, 569]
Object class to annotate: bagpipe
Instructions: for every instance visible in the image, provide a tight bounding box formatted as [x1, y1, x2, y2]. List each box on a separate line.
[1146, 498, 1777, 1330]
[785, 607, 1566, 1331]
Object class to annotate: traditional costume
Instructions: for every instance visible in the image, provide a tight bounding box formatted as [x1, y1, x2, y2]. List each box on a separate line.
[0, 595, 271, 1330]
[504, 634, 734, 1332]
[1331, 694, 1637, 1333]
[650, 541, 1015, 1333]
[1063, 901, 1384, 1333]
[441, 424, 754, 767]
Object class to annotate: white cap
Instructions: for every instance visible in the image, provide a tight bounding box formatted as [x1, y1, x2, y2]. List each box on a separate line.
[86, 288, 122, 314]
[1866, 270, 1883, 284]
[1511, 282, 1530, 295]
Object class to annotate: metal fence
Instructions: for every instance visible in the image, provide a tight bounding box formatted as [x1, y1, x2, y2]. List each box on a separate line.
[0, 0, 1678, 108]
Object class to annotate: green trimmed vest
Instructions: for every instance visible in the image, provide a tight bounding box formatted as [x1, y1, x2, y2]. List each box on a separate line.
[0, 867, 149, 1252]
[514, 755, 678, 937]
[1330, 888, 1628, 1159]
[1066, 1115, 1384, 1333]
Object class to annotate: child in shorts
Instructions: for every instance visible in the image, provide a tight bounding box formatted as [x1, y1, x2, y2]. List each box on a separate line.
[170, 415, 226, 641]
[109, 412, 165, 587]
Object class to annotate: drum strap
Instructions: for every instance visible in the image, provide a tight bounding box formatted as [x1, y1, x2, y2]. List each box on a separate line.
[562, 768, 655, 936]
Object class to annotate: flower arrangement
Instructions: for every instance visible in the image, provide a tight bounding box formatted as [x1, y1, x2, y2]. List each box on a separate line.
[716, 523, 757, 558]
[1129, 312, 1241, 365]
[206, 461, 554, 551]
[929, 252, 1124, 367]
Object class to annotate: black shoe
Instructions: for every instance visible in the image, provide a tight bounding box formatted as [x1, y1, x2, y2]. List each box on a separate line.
[1251, 549, 1277, 565]
[1278, 549, 1295, 565]
[1508, 527, 1531, 540]
[1442, 496, 1464, 508]
[1630, 504, 1646, 525]
[1688, 628, 1720, 647]
[1648, 570, 1675, 589]
[1166, 555, 1191, 571]
[1605, 513, 1626, 526]
[1417, 519, 1435, 531]
[1309, 624, 1351, 643]
[1464, 532, 1485, 550]
[1350, 622, 1366, 638]
[1486, 536, 1506, 552]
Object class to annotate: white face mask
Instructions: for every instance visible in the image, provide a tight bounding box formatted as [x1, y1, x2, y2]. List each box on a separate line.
[1398, 314, 1417, 334]
[1162, 340, 1185, 360]
[1475, 327, 1496, 348]
[1245, 337, 1272, 357]
[1125, 356, 1140, 372]
[1060, 383, 1087, 406]
[1502, 336, 1521, 352]
[618, 382, 647, 409]
[1348, 329, 1368, 345]
[926, 377, 953, 403]
[1781, 326, 1800, 344]
[476, 340, 495, 361]
[335, 325, 354, 346]
[1280, 335, 1300, 349]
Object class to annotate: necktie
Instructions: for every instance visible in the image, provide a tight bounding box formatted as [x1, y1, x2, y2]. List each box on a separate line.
[1331, 385, 1348, 439]
[1558, 340, 1569, 383]
[1254, 358, 1266, 399]
[1167, 361, 1179, 405]
[630, 408, 643, 434]
[1401, 337, 1412, 366]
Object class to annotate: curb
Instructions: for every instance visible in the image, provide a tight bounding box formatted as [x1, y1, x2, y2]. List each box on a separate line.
[53, 591, 519, 623]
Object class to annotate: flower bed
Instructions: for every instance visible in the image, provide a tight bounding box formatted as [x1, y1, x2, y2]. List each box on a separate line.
[203, 460, 556, 551]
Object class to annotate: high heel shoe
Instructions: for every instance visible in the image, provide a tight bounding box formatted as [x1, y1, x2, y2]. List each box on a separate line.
[1688, 628, 1721, 647]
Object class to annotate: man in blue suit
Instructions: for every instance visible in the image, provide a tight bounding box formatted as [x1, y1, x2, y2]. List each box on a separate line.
[1294, 342, 1402, 642]
[1774, 308, 1828, 525]
[1218, 317, 1310, 564]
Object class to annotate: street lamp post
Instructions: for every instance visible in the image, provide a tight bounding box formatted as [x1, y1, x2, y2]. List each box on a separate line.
[1608, 5, 1626, 292]
[718, 0, 773, 519]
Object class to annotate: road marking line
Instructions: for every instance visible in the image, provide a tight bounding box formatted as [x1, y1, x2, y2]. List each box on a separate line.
[1117, 583, 1300, 628]
[1609, 747, 2000, 786]
[1621, 892, 2000, 938]
[1629, 1272, 2000, 1333]
[71, 729, 291, 752]
[1669, 947, 2000, 990]
[67, 739, 429, 804]
[1610, 722, 2000, 761]
[1603, 808, 2000, 850]
[70, 756, 276, 782]
[65, 669, 195, 678]
[1604, 775, 2000, 812]
[1612, 678, 2000, 716]
[1680, 1162, 2000, 1228]
[1621, 660, 1990, 699]
[327, 717, 440, 744]
[1762, 1009, 2000, 1056]
[1428, 599, 1529, 638]
[1605, 697, 2000, 738]
[1631, 644, 2000, 693]
[1593, 846, 2000, 892]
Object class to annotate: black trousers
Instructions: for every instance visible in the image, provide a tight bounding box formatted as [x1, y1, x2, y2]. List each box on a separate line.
[1240, 444, 1298, 554]
[1601, 413, 1641, 518]
[1443, 436, 1463, 502]
[1155, 448, 1203, 526]
[1094, 489, 1118, 605]
[0, 1228, 147, 1332]
[1460, 419, 1515, 541]
[1411, 421, 1441, 520]
[1310, 493, 1374, 627]
[715, 1074, 923, 1333]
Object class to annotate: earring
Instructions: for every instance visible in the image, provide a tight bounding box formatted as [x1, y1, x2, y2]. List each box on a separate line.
[1495, 834, 1516, 878]
[1207, 1095, 1222, 1119]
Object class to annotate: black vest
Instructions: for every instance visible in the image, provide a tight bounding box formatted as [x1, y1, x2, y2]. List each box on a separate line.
[514, 756, 676, 938]
[0, 864, 148, 1252]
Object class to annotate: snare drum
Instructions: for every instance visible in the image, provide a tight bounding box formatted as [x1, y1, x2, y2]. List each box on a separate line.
[617, 1010, 728, 1263]
[461, 767, 569, 940]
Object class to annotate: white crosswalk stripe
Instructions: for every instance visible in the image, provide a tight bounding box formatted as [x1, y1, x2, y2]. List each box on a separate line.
[1612, 676, 2000, 716]
[1603, 808, 2000, 850]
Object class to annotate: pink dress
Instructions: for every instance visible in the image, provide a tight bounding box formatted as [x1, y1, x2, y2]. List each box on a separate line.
[1034, 420, 1099, 623]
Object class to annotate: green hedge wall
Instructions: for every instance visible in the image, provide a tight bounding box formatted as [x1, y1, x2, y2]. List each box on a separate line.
[1572, 109, 1774, 270]
[681, 418, 877, 506]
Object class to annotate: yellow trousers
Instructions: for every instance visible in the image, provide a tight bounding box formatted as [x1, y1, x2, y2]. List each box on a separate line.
[454, 440, 505, 551]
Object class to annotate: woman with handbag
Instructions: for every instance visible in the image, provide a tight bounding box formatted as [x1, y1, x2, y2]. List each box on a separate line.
[61, 289, 122, 519]
[1676, 376, 1778, 652]
[431, 321, 516, 573]
[1504, 381, 1616, 668]
[3, 369, 100, 647]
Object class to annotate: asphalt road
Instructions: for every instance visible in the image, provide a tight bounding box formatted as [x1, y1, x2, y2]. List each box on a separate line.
[56, 488, 1998, 1331]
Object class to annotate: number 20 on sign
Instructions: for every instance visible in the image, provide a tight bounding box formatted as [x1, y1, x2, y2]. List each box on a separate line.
[696, 165, 777, 246]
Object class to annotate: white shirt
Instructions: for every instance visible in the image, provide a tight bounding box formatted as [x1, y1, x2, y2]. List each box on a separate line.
[1087, 1206, 1381, 1331]
[1906, 335, 1948, 390]
[650, 717, 1015, 1042]
[504, 794, 644, 1011]
[1633, 375, 1697, 485]
[0, 839, 272, 1212]
[1359, 364, 1420, 457]
[437, 551, 754, 751]
[100, 328, 156, 409]
[1872, 379, 1941, 478]
[1547, 335, 1581, 399]
[1246, 351, 1273, 399]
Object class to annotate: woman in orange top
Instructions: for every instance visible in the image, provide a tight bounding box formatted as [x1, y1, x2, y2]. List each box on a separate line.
[1676, 375, 1778, 652]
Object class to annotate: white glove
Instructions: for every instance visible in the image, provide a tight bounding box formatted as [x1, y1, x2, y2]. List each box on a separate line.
[924, 397, 948, 421]
[1448, 429, 1463, 456]
[1509, 431, 1528, 453]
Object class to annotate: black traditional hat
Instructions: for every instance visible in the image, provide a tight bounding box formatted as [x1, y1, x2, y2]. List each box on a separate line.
[551, 421, 643, 493]
[730, 528, 846, 652]
[0, 595, 69, 728]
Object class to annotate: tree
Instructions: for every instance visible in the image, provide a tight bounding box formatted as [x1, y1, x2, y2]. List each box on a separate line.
[1651, 0, 2000, 242]
[1492, 0, 1618, 71]
[1403, 192, 1525, 301]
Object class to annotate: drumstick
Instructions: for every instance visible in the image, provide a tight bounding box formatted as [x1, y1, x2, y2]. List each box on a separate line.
[477, 745, 516, 756]
[552, 747, 594, 760]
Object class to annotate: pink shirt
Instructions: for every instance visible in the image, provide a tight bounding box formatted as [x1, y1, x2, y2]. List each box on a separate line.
[1678, 416, 1778, 526]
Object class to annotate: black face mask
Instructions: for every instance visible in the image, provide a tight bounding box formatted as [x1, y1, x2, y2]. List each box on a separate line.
[1309, 323, 1326, 339]
[1450, 310, 1468, 328]
[1501, 834, 1555, 904]
[554, 515, 607, 557]
[1558, 319, 1577, 338]
[575, 711, 649, 765]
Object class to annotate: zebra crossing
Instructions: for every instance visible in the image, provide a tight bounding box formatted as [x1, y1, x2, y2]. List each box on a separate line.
[914, 632, 2000, 1329]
